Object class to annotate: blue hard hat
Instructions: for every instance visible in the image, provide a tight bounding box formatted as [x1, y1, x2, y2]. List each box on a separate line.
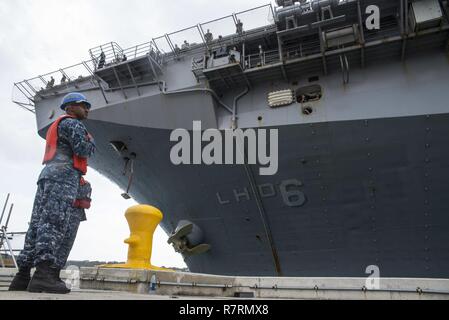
[60, 92, 91, 110]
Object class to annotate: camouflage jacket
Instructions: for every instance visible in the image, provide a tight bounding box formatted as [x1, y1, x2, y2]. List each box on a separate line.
[38, 117, 96, 187]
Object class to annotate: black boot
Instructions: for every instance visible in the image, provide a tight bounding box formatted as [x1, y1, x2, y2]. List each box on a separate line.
[27, 261, 70, 294]
[8, 267, 31, 291]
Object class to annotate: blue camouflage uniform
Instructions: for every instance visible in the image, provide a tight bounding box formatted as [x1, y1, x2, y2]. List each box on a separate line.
[56, 180, 91, 268]
[17, 117, 95, 269]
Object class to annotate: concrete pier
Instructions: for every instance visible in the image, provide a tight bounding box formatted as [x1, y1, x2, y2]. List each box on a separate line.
[80, 267, 449, 300]
[0, 268, 218, 300]
[1, 289, 196, 300]
[1, 267, 449, 300]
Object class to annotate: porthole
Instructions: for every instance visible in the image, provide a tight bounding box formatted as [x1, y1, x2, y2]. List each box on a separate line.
[302, 106, 313, 115]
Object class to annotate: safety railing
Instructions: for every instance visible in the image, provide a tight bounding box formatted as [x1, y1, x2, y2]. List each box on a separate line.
[89, 42, 125, 70]
[122, 41, 164, 65]
[12, 60, 98, 112]
[244, 48, 281, 69]
[148, 3, 275, 57]
[283, 38, 322, 59]
[243, 39, 324, 70]
[89, 41, 164, 72]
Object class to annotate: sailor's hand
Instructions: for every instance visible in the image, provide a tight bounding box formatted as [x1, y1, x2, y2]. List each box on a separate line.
[87, 133, 96, 147]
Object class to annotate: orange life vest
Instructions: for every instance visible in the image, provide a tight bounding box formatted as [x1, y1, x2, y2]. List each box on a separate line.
[43, 115, 88, 175]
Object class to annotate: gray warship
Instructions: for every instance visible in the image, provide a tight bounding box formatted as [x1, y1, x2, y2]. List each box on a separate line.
[13, 0, 449, 278]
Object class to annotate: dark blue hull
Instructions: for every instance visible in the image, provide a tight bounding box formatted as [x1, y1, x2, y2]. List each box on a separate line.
[81, 112, 449, 277]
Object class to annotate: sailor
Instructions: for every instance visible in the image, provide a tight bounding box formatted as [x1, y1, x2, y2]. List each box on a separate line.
[181, 40, 190, 50]
[258, 45, 264, 66]
[204, 29, 213, 43]
[98, 51, 106, 69]
[229, 47, 237, 63]
[60, 74, 67, 84]
[9, 92, 96, 294]
[236, 19, 243, 35]
[46, 76, 55, 89]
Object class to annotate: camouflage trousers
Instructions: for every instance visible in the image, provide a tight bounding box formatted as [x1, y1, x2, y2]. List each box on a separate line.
[16, 179, 83, 269]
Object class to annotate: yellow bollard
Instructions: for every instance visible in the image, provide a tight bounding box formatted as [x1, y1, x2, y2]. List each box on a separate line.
[101, 205, 172, 271]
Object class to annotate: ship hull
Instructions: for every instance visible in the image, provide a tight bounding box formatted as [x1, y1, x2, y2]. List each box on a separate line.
[29, 18, 449, 278]
[83, 112, 449, 278]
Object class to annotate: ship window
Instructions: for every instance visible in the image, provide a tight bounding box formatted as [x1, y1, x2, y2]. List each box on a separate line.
[296, 84, 322, 103]
[308, 76, 319, 82]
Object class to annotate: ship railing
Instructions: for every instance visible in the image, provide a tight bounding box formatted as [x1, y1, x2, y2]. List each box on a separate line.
[12, 3, 276, 109]
[243, 38, 322, 70]
[0, 231, 26, 268]
[265, 49, 281, 65]
[283, 38, 322, 59]
[89, 42, 125, 70]
[153, 25, 206, 58]
[122, 41, 164, 65]
[12, 60, 98, 112]
[244, 48, 281, 69]
[151, 3, 275, 58]
[89, 41, 164, 72]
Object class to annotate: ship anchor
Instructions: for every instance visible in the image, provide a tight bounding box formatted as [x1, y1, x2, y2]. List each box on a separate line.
[168, 220, 211, 256]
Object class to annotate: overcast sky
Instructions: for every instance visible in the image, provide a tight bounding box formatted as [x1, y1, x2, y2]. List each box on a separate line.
[0, 0, 273, 268]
